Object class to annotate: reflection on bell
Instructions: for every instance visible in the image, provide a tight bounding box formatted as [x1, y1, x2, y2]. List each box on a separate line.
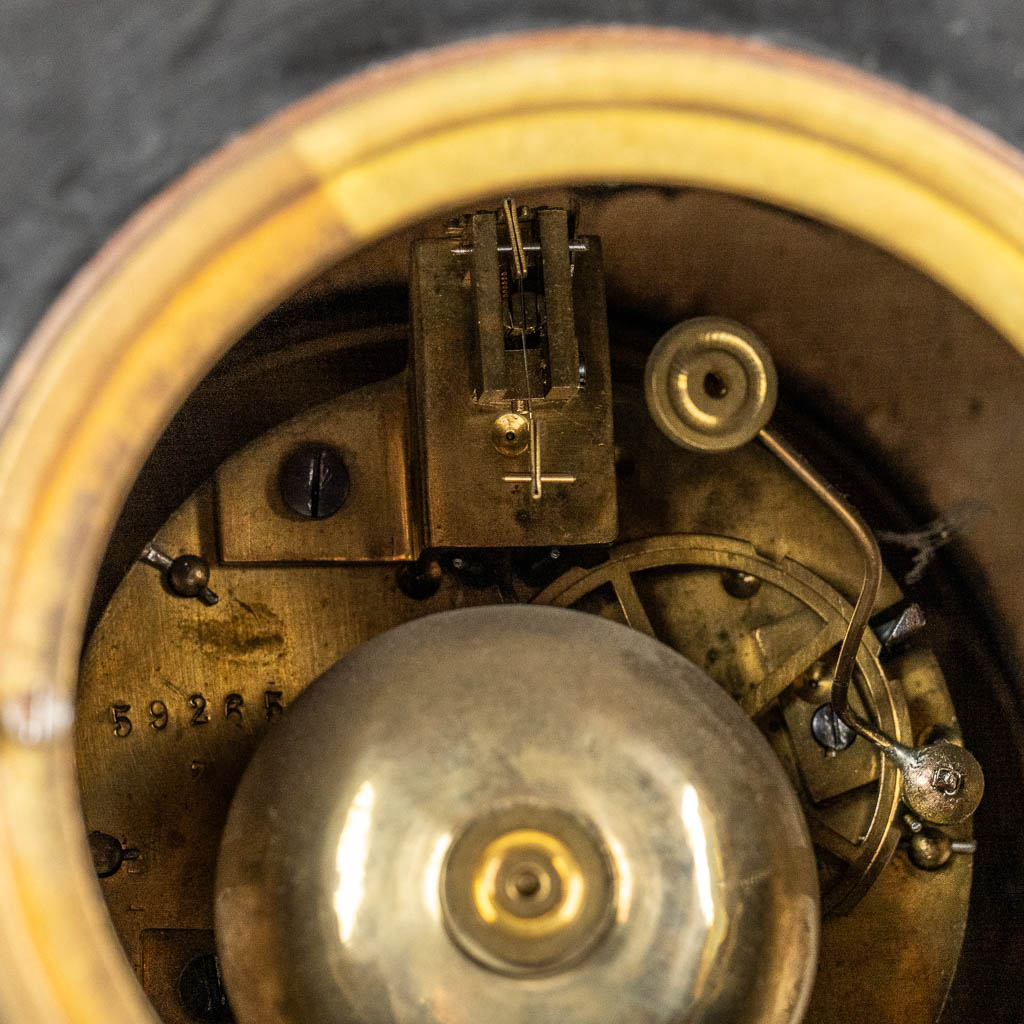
[215, 606, 819, 1024]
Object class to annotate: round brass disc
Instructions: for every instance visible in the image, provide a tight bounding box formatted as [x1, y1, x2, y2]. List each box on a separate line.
[644, 317, 778, 452]
[441, 806, 615, 975]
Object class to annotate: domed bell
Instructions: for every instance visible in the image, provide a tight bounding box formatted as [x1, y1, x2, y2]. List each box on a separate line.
[215, 606, 819, 1024]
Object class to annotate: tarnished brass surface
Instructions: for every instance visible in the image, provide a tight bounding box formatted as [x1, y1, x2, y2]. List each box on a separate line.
[214, 607, 819, 1024]
[77, 358, 973, 1023]
[216, 375, 417, 563]
[76, 483, 498, 977]
[533, 533, 909, 914]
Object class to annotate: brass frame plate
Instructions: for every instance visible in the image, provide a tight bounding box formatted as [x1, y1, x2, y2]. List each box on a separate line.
[3, 26, 1024, 1024]
[216, 376, 418, 563]
[533, 533, 910, 914]
[76, 355, 971, 1024]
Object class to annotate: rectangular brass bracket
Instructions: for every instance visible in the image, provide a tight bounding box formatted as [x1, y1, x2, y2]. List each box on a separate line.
[410, 205, 617, 548]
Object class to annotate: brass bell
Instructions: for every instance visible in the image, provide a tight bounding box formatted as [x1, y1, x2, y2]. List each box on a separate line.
[216, 606, 819, 1024]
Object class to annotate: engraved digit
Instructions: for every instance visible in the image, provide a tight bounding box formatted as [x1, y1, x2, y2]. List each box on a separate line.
[264, 689, 284, 719]
[190, 760, 207, 780]
[225, 693, 244, 725]
[111, 703, 132, 737]
[188, 693, 210, 725]
[149, 700, 168, 731]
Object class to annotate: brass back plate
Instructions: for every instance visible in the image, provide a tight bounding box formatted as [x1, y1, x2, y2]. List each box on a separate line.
[216, 377, 417, 563]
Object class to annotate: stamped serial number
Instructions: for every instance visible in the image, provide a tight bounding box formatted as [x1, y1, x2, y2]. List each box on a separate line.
[108, 689, 286, 737]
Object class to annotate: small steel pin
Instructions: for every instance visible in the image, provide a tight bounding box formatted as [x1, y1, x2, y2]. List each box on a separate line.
[140, 543, 219, 606]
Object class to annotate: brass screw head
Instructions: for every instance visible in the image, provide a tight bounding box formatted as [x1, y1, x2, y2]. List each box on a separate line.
[897, 741, 984, 826]
[278, 445, 350, 520]
[491, 413, 531, 457]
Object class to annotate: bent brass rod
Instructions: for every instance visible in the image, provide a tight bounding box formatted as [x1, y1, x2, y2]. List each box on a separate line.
[758, 426, 896, 753]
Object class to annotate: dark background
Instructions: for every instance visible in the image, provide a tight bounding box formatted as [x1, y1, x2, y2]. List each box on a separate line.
[3, 0, 1024, 371]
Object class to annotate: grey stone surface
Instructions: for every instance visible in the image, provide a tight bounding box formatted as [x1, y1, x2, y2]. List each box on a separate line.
[2, 1, 1023, 368]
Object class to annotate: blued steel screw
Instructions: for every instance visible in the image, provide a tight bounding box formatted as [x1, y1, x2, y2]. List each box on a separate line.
[178, 952, 233, 1023]
[398, 556, 443, 600]
[907, 830, 975, 871]
[811, 703, 856, 752]
[721, 569, 761, 599]
[168, 554, 218, 605]
[279, 445, 350, 520]
[88, 830, 124, 878]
